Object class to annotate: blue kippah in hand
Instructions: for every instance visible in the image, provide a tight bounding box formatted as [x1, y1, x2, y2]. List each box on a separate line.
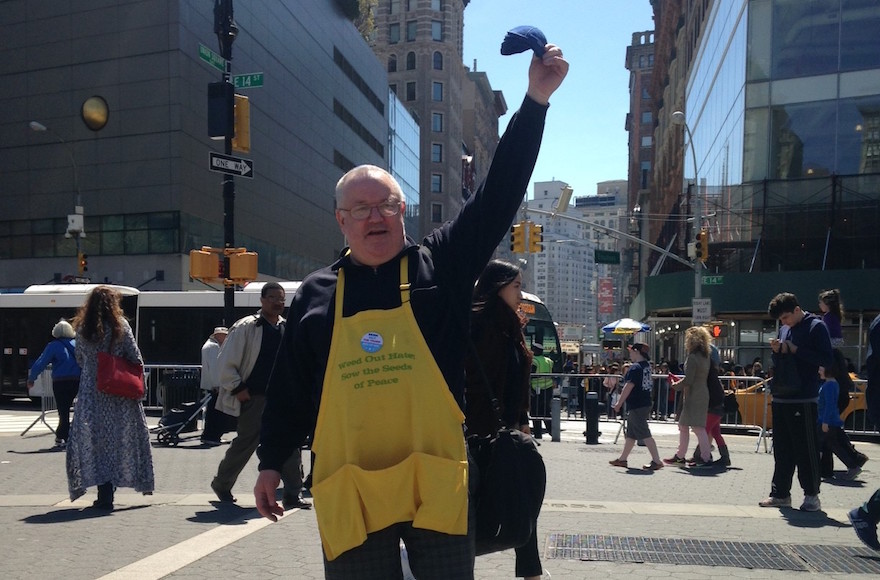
[500, 25, 547, 57]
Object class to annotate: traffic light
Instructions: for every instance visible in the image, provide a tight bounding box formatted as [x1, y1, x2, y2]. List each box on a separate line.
[528, 222, 543, 253]
[510, 222, 525, 253]
[710, 324, 728, 338]
[189, 248, 220, 281]
[77, 252, 88, 275]
[229, 251, 258, 281]
[695, 229, 709, 262]
[231, 94, 250, 153]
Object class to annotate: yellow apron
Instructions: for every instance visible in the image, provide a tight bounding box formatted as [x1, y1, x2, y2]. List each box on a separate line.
[311, 256, 469, 561]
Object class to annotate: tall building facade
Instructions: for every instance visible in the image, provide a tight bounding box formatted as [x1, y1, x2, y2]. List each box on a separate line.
[388, 89, 422, 238]
[1, 0, 387, 291]
[576, 180, 629, 337]
[371, 0, 469, 236]
[642, 0, 880, 365]
[624, 30, 657, 310]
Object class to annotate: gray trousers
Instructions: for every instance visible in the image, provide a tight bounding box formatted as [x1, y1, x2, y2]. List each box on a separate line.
[212, 394, 302, 496]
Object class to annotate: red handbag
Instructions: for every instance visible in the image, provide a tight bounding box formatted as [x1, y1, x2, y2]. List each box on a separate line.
[97, 351, 145, 400]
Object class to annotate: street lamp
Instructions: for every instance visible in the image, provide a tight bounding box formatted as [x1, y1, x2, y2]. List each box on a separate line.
[671, 110, 702, 300]
[29, 120, 87, 276]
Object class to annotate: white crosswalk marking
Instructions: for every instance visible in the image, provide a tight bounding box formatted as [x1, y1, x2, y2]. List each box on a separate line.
[0, 413, 57, 436]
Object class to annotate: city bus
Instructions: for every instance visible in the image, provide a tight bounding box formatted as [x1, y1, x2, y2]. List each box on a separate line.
[0, 282, 298, 400]
[520, 291, 563, 373]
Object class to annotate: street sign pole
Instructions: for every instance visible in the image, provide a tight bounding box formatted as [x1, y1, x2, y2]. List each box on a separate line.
[215, 0, 238, 326]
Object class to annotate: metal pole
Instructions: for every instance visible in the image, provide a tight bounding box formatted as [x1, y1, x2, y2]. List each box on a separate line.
[680, 121, 701, 300]
[215, 0, 237, 326]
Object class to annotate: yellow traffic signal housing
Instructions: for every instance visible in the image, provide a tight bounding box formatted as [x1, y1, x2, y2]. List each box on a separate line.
[77, 252, 89, 275]
[229, 251, 258, 281]
[231, 94, 250, 153]
[189, 249, 219, 281]
[510, 222, 525, 253]
[528, 222, 543, 253]
[695, 229, 709, 262]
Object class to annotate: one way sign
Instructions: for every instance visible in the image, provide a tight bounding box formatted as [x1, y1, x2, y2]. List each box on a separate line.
[209, 152, 254, 179]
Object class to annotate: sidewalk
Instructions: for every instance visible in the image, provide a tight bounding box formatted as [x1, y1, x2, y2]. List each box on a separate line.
[1, 414, 878, 579]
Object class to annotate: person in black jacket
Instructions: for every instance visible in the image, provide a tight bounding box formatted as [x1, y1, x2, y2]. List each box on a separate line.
[464, 260, 542, 580]
[759, 292, 832, 512]
[254, 44, 568, 578]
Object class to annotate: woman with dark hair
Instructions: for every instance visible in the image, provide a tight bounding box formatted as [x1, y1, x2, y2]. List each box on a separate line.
[68, 286, 154, 510]
[465, 260, 543, 580]
[819, 289, 845, 347]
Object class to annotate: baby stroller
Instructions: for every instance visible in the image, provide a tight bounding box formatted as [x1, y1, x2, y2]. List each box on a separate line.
[151, 391, 213, 446]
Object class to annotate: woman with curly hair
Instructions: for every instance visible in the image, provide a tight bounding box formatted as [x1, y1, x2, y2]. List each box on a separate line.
[665, 326, 713, 467]
[67, 286, 154, 510]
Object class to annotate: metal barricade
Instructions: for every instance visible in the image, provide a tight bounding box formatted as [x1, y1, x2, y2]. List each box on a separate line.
[20, 369, 57, 437]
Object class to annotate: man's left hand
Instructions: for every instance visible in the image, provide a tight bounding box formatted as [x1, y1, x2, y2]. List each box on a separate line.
[235, 389, 251, 402]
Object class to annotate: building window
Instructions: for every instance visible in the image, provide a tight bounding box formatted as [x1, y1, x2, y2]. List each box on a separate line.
[389, 23, 400, 44]
[431, 143, 442, 163]
[433, 51, 443, 70]
[432, 0, 442, 10]
[641, 111, 652, 124]
[432, 112, 443, 132]
[406, 82, 416, 101]
[639, 55, 646, 68]
[390, 0, 401, 14]
[431, 20, 442, 41]
[431, 202, 443, 222]
[640, 161, 651, 190]
[431, 173, 443, 193]
[406, 20, 417, 41]
[387, 54, 397, 73]
[640, 135, 653, 147]
[406, 0, 414, 10]
[432, 81, 443, 102]
[641, 87, 649, 99]
[389, 83, 397, 97]
[406, 51, 416, 70]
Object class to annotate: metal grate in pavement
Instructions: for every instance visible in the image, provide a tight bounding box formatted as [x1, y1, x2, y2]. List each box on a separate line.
[546, 533, 880, 573]
[792, 544, 880, 574]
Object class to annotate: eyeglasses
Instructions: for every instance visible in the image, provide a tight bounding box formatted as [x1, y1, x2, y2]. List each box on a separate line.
[337, 200, 402, 220]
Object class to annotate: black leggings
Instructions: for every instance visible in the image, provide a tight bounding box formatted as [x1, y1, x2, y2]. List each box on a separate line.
[52, 377, 80, 441]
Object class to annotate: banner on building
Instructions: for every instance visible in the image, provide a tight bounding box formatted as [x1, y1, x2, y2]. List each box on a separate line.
[598, 277, 614, 315]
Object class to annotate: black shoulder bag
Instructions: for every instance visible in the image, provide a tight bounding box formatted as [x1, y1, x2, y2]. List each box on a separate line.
[466, 337, 547, 556]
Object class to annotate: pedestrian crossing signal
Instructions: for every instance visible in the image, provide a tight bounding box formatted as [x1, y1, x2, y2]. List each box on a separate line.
[710, 324, 728, 338]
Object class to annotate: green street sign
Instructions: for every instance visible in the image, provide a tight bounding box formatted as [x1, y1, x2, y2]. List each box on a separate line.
[594, 249, 621, 265]
[199, 43, 226, 72]
[702, 275, 724, 285]
[233, 73, 264, 89]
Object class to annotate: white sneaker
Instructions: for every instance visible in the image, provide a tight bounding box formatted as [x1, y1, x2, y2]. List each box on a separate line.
[758, 496, 791, 508]
[800, 495, 821, 512]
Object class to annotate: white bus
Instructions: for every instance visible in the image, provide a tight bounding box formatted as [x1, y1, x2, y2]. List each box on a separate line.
[0, 282, 298, 400]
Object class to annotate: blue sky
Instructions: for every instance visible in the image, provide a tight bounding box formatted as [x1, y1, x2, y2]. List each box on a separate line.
[463, 1, 655, 198]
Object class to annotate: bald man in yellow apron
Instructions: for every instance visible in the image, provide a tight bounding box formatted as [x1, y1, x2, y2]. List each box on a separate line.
[255, 45, 568, 579]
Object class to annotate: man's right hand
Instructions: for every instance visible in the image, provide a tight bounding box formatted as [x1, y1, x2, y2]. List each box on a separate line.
[235, 389, 251, 402]
[254, 469, 283, 521]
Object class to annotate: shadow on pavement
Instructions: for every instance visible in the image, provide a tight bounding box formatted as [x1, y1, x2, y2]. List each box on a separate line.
[22, 504, 149, 524]
[187, 504, 257, 525]
[780, 509, 850, 529]
[8, 447, 65, 455]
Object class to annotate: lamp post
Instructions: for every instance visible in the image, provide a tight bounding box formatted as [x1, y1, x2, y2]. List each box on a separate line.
[671, 110, 702, 300]
[29, 120, 86, 276]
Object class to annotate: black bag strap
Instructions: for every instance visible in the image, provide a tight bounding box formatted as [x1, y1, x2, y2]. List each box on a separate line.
[465, 331, 505, 431]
